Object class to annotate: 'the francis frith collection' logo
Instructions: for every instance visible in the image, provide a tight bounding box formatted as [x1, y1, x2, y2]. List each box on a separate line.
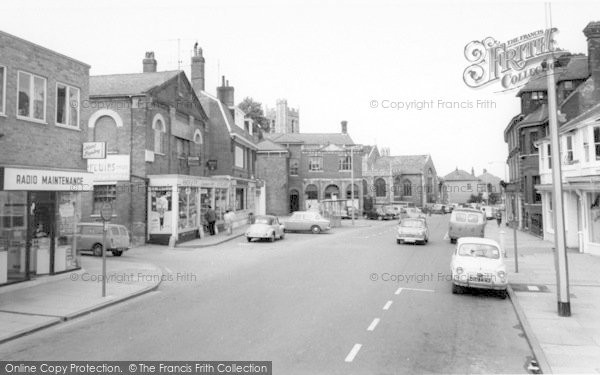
[463, 28, 559, 90]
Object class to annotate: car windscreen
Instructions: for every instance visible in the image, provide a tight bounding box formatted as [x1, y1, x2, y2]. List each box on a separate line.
[400, 219, 424, 228]
[458, 243, 500, 259]
[111, 227, 119, 235]
[467, 214, 480, 223]
[255, 217, 273, 225]
[454, 213, 467, 222]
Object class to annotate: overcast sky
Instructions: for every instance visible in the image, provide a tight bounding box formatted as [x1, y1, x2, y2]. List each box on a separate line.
[2, 0, 598, 178]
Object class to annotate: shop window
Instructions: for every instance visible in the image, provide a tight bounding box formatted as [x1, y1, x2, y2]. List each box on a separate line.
[178, 187, 198, 232]
[93, 185, 117, 214]
[0, 191, 28, 283]
[590, 193, 600, 243]
[0, 65, 5, 115]
[56, 83, 80, 128]
[236, 188, 245, 210]
[18, 71, 46, 122]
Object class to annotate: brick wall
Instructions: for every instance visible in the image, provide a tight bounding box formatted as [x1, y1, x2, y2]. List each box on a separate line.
[257, 152, 288, 215]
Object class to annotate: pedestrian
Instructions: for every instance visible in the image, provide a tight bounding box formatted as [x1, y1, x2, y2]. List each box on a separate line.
[496, 210, 502, 227]
[156, 193, 168, 230]
[224, 210, 233, 235]
[205, 205, 217, 235]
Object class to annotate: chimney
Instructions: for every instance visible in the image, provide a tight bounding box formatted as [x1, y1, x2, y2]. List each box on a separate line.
[341, 120, 348, 134]
[483, 168, 487, 174]
[143, 51, 157, 73]
[471, 167, 475, 176]
[583, 21, 600, 104]
[217, 76, 235, 107]
[191, 43, 205, 92]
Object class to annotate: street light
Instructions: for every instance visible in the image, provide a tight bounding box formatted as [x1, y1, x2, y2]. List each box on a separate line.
[544, 2, 571, 317]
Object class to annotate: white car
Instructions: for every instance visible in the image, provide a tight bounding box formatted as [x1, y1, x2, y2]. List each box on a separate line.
[245, 215, 285, 242]
[397, 218, 429, 245]
[405, 207, 425, 219]
[450, 237, 507, 298]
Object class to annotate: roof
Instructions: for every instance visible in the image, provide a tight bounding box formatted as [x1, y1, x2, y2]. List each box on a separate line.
[516, 54, 589, 96]
[256, 139, 288, 152]
[519, 104, 548, 126]
[198, 91, 257, 149]
[560, 101, 600, 134]
[90, 70, 181, 96]
[265, 132, 354, 145]
[373, 155, 431, 174]
[444, 169, 479, 181]
[477, 171, 502, 185]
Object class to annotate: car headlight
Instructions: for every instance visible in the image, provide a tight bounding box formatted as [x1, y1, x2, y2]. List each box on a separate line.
[455, 267, 464, 274]
[497, 270, 506, 280]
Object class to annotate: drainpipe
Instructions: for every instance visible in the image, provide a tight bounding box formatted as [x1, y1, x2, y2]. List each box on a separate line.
[575, 189, 585, 253]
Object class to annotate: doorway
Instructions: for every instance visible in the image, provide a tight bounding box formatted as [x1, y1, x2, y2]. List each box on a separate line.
[289, 190, 300, 213]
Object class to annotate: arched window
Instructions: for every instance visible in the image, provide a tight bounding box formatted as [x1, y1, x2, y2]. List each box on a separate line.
[305, 184, 318, 200]
[324, 184, 340, 200]
[375, 178, 387, 197]
[403, 179, 412, 196]
[393, 176, 402, 199]
[153, 114, 167, 154]
[193, 129, 203, 145]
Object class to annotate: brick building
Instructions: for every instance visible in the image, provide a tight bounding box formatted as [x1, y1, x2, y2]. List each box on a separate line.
[443, 168, 480, 204]
[363, 152, 439, 208]
[256, 139, 289, 216]
[504, 53, 589, 236]
[0, 30, 92, 285]
[263, 121, 363, 213]
[84, 52, 209, 245]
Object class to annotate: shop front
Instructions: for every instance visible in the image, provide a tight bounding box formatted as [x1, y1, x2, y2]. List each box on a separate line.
[0, 166, 93, 286]
[147, 175, 230, 245]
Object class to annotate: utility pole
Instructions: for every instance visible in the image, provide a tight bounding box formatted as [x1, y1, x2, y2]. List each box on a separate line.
[351, 146, 355, 226]
[545, 2, 571, 317]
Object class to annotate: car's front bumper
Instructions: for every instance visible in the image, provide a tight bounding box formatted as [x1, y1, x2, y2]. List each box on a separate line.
[452, 274, 507, 290]
[396, 234, 426, 243]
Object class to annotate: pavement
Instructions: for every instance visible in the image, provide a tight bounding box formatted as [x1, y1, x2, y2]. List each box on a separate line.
[485, 221, 600, 374]
[0, 254, 163, 344]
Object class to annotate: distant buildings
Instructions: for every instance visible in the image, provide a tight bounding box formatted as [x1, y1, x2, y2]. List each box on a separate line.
[265, 99, 299, 134]
[443, 168, 480, 204]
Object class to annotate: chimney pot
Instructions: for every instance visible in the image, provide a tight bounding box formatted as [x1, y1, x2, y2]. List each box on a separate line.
[341, 120, 348, 134]
[143, 51, 157, 73]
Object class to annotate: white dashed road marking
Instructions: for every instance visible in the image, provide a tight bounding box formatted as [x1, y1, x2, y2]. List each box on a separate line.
[395, 287, 403, 295]
[367, 318, 380, 331]
[383, 300, 393, 310]
[402, 287, 435, 292]
[345, 344, 362, 362]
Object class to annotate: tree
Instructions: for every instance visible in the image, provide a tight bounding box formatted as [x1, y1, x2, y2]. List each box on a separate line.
[467, 193, 483, 203]
[238, 97, 269, 136]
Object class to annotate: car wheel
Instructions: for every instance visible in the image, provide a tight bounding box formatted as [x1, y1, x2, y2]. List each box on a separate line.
[499, 290, 508, 299]
[311, 225, 321, 234]
[269, 233, 276, 242]
[92, 243, 103, 257]
[112, 250, 123, 257]
[452, 283, 462, 294]
[396, 239, 401, 245]
[247, 237, 252, 242]
[280, 233, 285, 240]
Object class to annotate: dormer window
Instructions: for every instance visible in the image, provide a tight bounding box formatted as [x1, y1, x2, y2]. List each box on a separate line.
[531, 91, 545, 100]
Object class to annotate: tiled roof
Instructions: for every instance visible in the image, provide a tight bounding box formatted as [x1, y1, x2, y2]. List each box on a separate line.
[477, 172, 502, 185]
[517, 55, 589, 96]
[256, 139, 288, 152]
[265, 132, 354, 145]
[444, 169, 479, 181]
[560, 102, 600, 134]
[198, 91, 257, 148]
[90, 70, 181, 96]
[519, 104, 548, 126]
[373, 155, 430, 174]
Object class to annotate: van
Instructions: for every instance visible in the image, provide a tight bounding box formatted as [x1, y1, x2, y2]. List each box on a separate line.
[76, 222, 131, 256]
[448, 208, 486, 243]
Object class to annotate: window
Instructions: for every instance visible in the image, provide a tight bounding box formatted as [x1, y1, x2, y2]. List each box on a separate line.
[584, 141, 590, 163]
[305, 185, 318, 200]
[17, 71, 46, 122]
[234, 145, 244, 168]
[93, 185, 117, 214]
[176, 137, 189, 158]
[594, 126, 600, 160]
[565, 135, 573, 163]
[153, 117, 166, 154]
[308, 156, 322, 171]
[235, 187, 245, 210]
[244, 120, 250, 133]
[56, 83, 80, 127]
[403, 180, 412, 196]
[529, 131, 538, 154]
[467, 183, 472, 191]
[339, 155, 351, 171]
[547, 144, 552, 169]
[375, 178, 387, 197]
[193, 130, 203, 145]
[290, 159, 299, 175]
[531, 91, 545, 100]
[532, 176, 541, 203]
[0, 65, 5, 115]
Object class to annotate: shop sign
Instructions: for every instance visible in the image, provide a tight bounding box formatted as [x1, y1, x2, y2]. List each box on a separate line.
[187, 156, 201, 166]
[1, 167, 93, 191]
[87, 155, 130, 181]
[82, 142, 106, 159]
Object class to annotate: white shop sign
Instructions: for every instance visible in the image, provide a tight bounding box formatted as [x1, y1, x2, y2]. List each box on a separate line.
[82, 142, 106, 159]
[87, 155, 130, 181]
[2, 167, 93, 191]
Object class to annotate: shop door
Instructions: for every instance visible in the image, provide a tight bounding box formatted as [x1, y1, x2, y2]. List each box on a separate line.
[289, 190, 300, 213]
[29, 192, 55, 275]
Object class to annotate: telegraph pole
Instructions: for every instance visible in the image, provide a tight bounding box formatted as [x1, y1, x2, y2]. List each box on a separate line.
[545, 2, 571, 317]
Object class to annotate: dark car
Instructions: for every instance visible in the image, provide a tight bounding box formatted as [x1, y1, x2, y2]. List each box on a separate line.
[365, 208, 395, 220]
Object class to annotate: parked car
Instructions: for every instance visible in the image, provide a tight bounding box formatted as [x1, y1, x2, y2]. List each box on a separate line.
[341, 206, 360, 220]
[444, 205, 453, 214]
[245, 215, 285, 242]
[405, 207, 425, 219]
[283, 211, 331, 234]
[450, 237, 507, 298]
[448, 208, 486, 243]
[431, 204, 445, 214]
[365, 207, 395, 220]
[397, 218, 429, 245]
[75, 222, 130, 256]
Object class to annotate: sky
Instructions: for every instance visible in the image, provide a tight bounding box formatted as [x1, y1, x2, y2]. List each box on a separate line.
[2, 0, 598, 178]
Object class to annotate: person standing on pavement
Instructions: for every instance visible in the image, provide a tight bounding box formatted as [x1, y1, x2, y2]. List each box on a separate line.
[224, 210, 233, 235]
[205, 206, 217, 235]
[496, 210, 502, 227]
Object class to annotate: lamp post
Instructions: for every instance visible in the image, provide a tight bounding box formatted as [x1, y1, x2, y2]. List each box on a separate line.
[545, 2, 571, 317]
[351, 146, 355, 226]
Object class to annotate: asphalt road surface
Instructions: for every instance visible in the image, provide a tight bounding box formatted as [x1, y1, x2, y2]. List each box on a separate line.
[0, 215, 533, 374]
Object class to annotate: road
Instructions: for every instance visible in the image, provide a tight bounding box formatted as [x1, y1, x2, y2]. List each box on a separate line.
[0, 215, 533, 374]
